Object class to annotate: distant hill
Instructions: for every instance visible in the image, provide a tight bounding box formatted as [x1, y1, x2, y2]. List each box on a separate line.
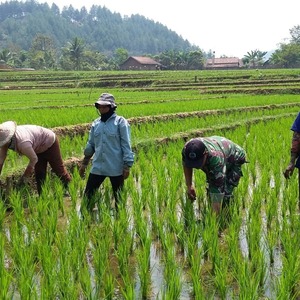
[0, 1, 198, 55]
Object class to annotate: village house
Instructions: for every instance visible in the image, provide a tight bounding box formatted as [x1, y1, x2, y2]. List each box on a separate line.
[0, 60, 35, 71]
[205, 57, 243, 70]
[120, 56, 162, 70]
[0, 60, 13, 70]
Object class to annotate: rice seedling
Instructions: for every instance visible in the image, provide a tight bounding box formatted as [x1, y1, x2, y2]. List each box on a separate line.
[103, 271, 115, 300]
[55, 230, 79, 299]
[120, 273, 135, 300]
[233, 258, 261, 299]
[0, 231, 12, 299]
[37, 236, 58, 299]
[137, 234, 151, 299]
[113, 204, 135, 297]
[9, 214, 38, 298]
[161, 232, 183, 300]
[189, 245, 205, 299]
[90, 214, 113, 297]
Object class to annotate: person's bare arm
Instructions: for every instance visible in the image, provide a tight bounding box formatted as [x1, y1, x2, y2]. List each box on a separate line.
[183, 165, 196, 201]
[284, 131, 300, 179]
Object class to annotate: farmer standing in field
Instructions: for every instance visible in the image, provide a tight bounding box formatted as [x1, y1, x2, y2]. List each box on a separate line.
[0, 121, 71, 195]
[284, 112, 300, 179]
[79, 93, 134, 214]
[182, 136, 247, 214]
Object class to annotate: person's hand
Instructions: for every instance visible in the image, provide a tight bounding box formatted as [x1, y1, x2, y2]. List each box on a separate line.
[79, 156, 91, 178]
[79, 164, 87, 178]
[284, 163, 295, 179]
[123, 167, 130, 179]
[17, 176, 30, 188]
[187, 186, 196, 202]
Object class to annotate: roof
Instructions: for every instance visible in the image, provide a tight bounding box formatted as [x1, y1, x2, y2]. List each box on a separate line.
[206, 57, 241, 64]
[128, 56, 161, 65]
[205, 57, 242, 68]
[0, 61, 13, 70]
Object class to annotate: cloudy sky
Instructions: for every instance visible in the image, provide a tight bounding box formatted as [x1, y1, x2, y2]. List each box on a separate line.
[37, 0, 299, 58]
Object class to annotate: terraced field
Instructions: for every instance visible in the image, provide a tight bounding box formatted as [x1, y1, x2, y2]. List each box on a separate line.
[1, 69, 300, 299]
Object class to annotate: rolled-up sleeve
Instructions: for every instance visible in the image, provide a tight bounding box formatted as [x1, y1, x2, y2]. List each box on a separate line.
[19, 142, 38, 169]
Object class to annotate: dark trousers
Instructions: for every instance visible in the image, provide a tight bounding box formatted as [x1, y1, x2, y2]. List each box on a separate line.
[35, 138, 71, 195]
[83, 173, 124, 212]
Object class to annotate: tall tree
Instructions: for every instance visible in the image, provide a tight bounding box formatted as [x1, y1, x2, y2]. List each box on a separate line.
[242, 49, 267, 68]
[29, 34, 57, 69]
[270, 43, 300, 68]
[114, 48, 128, 68]
[67, 37, 85, 70]
[290, 25, 300, 44]
[187, 50, 204, 70]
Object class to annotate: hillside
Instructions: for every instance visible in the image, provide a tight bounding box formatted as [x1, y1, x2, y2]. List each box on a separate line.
[0, 0, 198, 55]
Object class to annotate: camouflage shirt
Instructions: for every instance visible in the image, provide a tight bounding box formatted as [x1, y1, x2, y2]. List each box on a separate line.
[198, 136, 246, 194]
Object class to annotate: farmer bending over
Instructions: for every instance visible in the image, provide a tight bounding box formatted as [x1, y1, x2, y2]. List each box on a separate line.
[182, 136, 247, 214]
[0, 121, 71, 195]
[284, 112, 300, 179]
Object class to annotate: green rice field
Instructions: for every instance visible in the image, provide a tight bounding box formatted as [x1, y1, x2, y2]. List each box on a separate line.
[1, 69, 300, 299]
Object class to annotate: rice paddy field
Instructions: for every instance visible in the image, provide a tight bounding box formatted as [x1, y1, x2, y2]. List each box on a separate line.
[1, 69, 300, 299]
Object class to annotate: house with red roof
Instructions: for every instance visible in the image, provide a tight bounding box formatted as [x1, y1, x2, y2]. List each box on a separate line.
[120, 56, 162, 70]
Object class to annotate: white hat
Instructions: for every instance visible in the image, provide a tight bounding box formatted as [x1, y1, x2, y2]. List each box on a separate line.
[0, 121, 16, 147]
[95, 93, 117, 108]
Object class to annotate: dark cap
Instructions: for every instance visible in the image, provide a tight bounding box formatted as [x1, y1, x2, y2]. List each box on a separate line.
[182, 138, 206, 168]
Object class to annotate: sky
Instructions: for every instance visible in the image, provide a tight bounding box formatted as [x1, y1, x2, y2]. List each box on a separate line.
[36, 0, 300, 58]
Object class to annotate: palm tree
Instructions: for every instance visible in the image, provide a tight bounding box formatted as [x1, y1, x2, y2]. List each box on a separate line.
[243, 49, 267, 68]
[67, 37, 85, 70]
[0, 49, 11, 63]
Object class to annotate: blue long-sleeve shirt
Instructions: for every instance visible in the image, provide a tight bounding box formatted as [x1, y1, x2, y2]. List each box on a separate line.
[290, 112, 300, 168]
[84, 113, 134, 176]
[291, 112, 300, 132]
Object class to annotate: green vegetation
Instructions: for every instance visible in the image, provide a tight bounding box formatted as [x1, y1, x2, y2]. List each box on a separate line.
[1, 69, 300, 298]
[1, 2, 300, 71]
[0, 1, 193, 54]
[0, 1, 198, 70]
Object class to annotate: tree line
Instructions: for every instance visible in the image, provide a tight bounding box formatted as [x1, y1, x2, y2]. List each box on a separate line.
[0, 0, 200, 69]
[0, 34, 205, 70]
[0, 1, 299, 70]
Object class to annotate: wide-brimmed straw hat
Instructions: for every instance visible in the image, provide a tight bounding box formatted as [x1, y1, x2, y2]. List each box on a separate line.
[0, 121, 17, 147]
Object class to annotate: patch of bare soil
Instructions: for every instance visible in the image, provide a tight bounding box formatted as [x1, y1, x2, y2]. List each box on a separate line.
[53, 124, 91, 137]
